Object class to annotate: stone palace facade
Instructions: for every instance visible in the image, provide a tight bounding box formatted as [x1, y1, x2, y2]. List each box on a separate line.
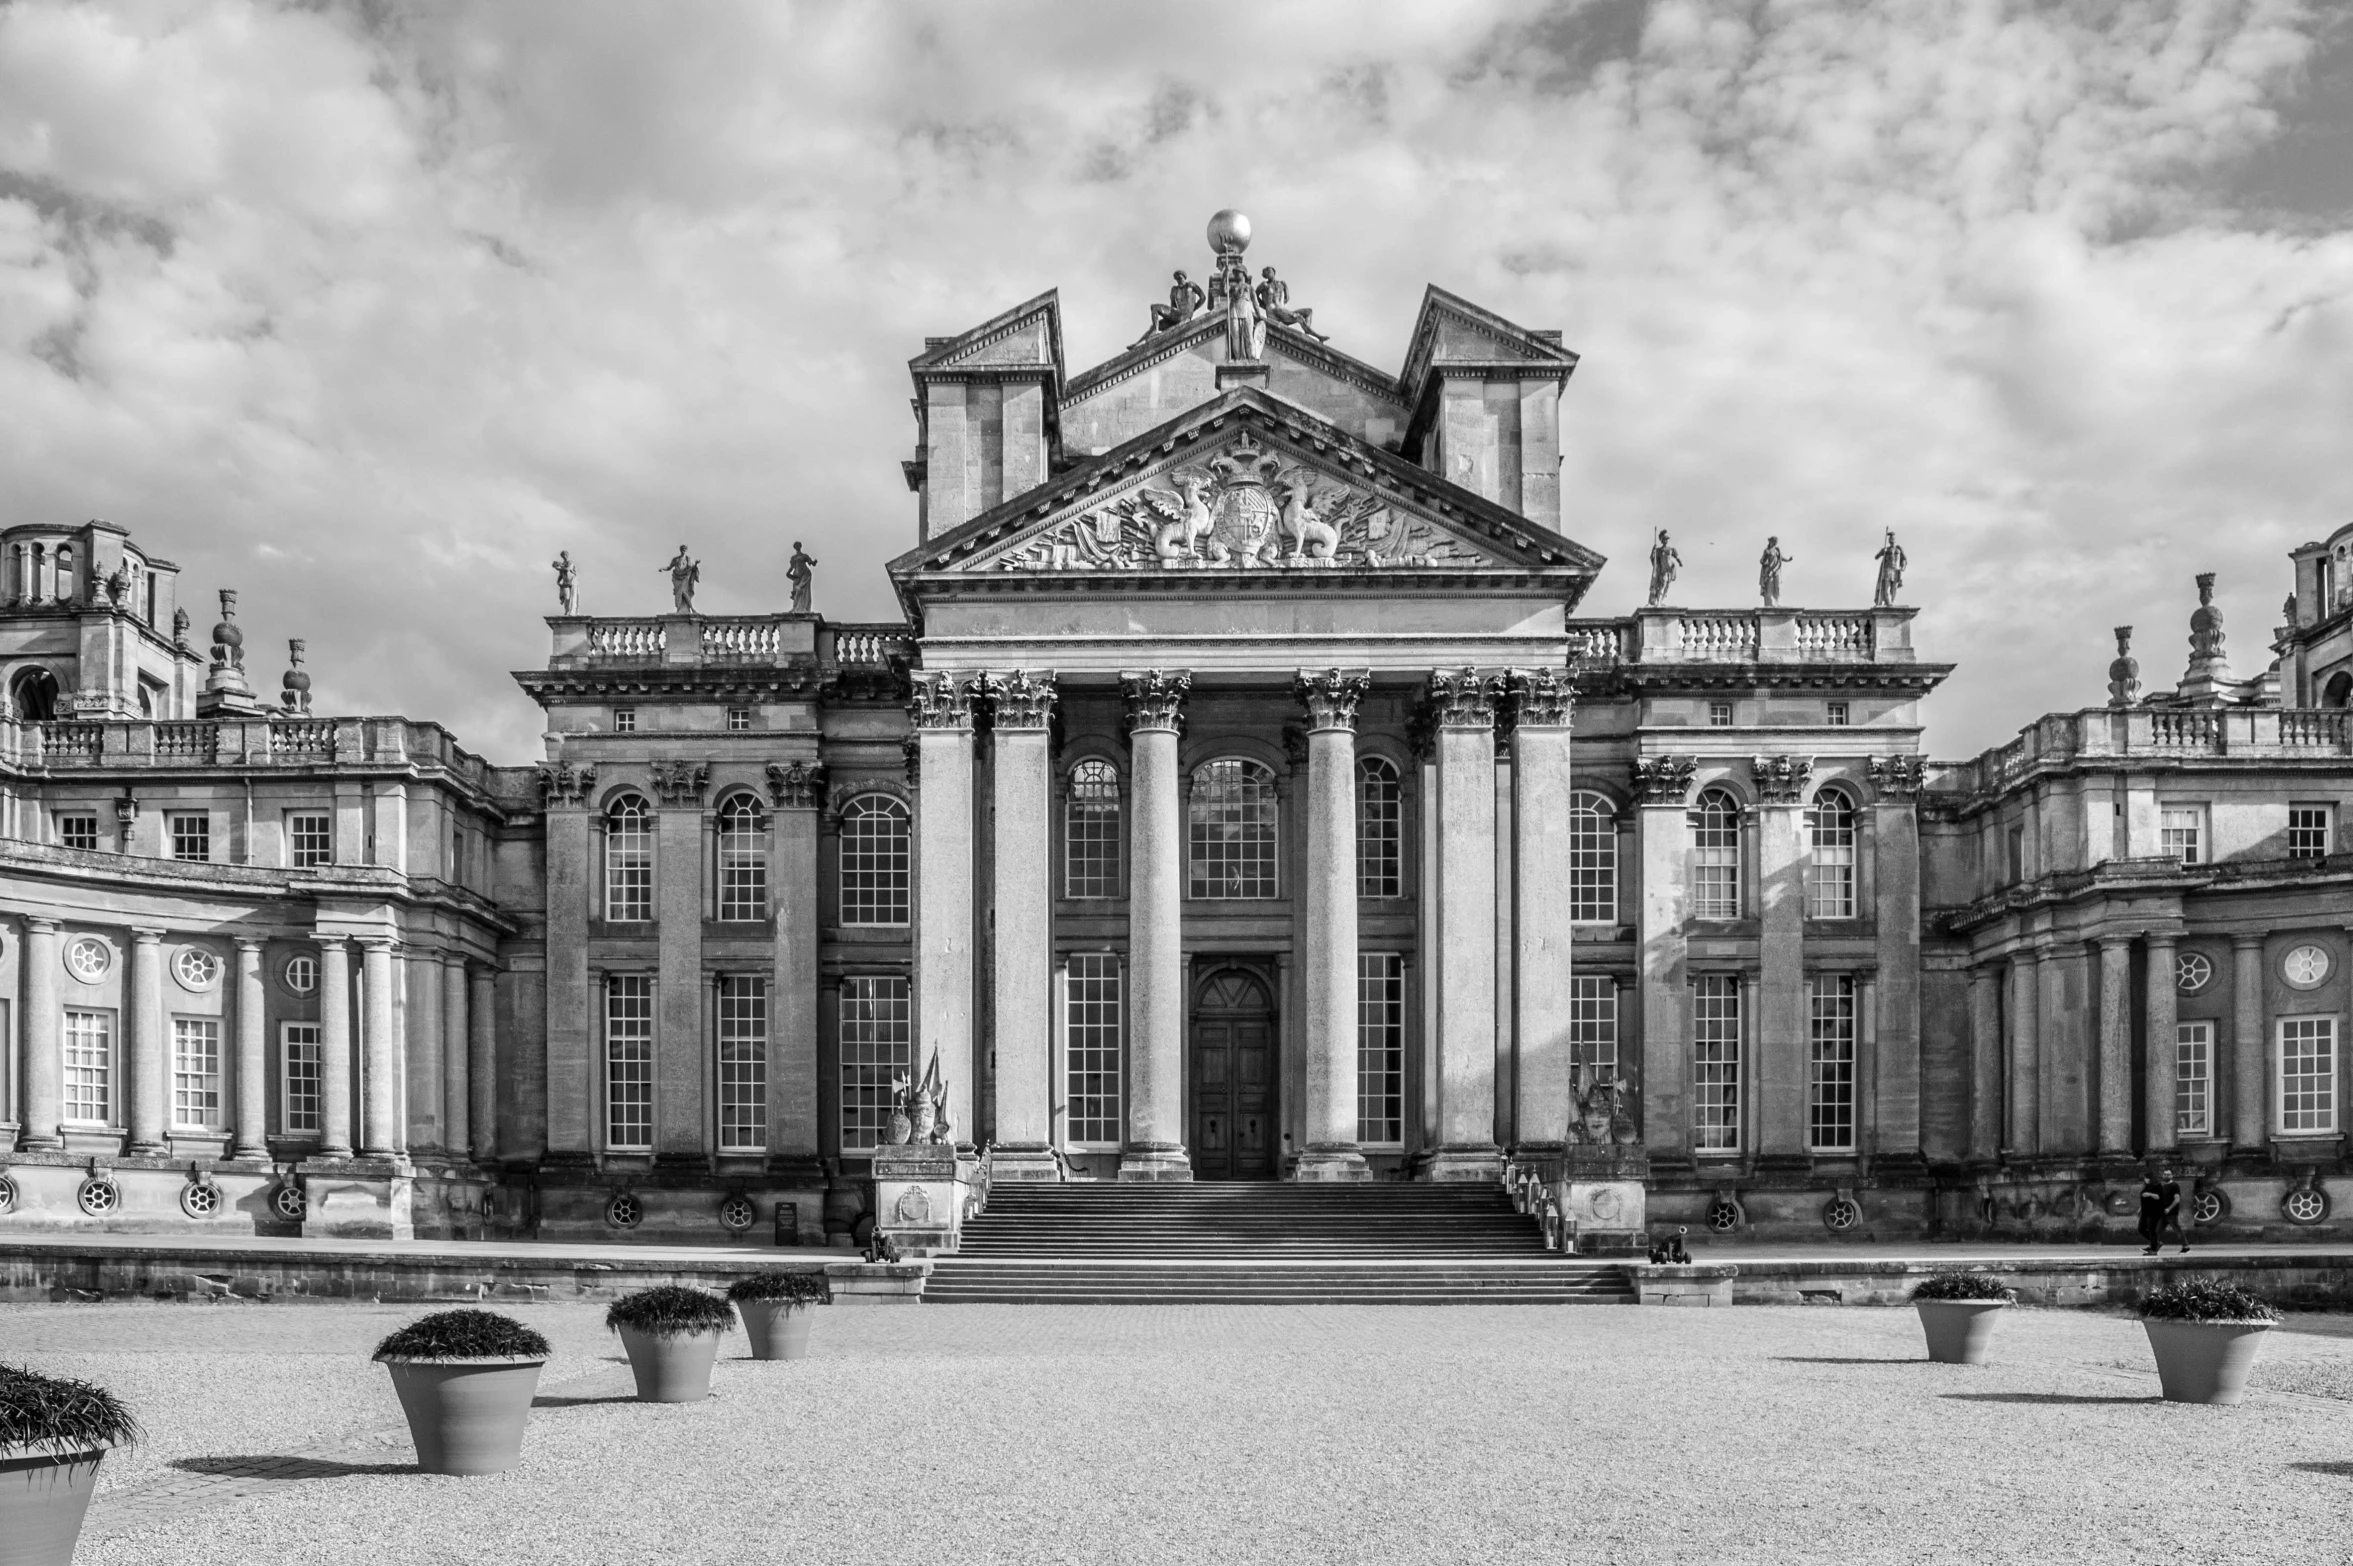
[1, 213, 2349, 1246]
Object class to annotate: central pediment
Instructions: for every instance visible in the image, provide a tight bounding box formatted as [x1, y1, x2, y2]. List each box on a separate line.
[890, 390, 1601, 602]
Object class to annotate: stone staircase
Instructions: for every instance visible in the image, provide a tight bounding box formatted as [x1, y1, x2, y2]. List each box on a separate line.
[925, 1181, 1635, 1304]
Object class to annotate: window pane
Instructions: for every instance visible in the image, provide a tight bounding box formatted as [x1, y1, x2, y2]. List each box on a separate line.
[1064, 761, 1122, 899]
[2288, 806, 2331, 860]
[839, 797, 911, 926]
[1807, 976, 1856, 1151]
[1692, 791, 1742, 920]
[63, 1010, 110, 1123]
[1694, 976, 1741, 1150]
[718, 975, 767, 1152]
[1356, 758, 1402, 899]
[1189, 758, 1278, 899]
[716, 796, 768, 922]
[58, 814, 98, 852]
[2174, 1021, 2211, 1137]
[172, 1018, 222, 1129]
[2160, 807, 2204, 865]
[1569, 793, 1616, 923]
[605, 975, 654, 1150]
[170, 813, 211, 863]
[606, 797, 654, 923]
[1806, 792, 1857, 919]
[289, 812, 332, 869]
[1357, 953, 1405, 1143]
[283, 1023, 321, 1135]
[1570, 975, 1616, 1078]
[840, 976, 912, 1151]
[1066, 954, 1123, 1145]
[2279, 1017, 2337, 1134]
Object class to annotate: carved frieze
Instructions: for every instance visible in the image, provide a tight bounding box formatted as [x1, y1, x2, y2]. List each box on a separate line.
[1868, 754, 1928, 799]
[1427, 668, 1499, 731]
[1632, 756, 1697, 806]
[650, 761, 710, 807]
[908, 671, 977, 731]
[1121, 669, 1191, 734]
[764, 760, 828, 809]
[1511, 667, 1575, 728]
[1749, 754, 1813, 805]
[535, 762, 597, 808]
[1295, 668, 1367, 732]
[987, 670, 1057, 731]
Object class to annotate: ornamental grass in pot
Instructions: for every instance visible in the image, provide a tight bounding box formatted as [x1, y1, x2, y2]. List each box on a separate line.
[1, 1362, 140, 1566]
[373, 1310, 552, 1476]
[1909, 1271, 2016, 1365]
[607, 1286, 736, 1403]
[727, 1271, 831, 1361]
[2139, 1282, 2277, 1406]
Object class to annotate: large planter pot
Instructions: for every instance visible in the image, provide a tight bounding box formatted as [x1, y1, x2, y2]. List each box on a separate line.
[377, 1356, 546, 1475]
[738, 1302, 814, 1361]
[617, 1327, 725, 1402]
[2143, 1318, 2273, 1406]
[1914, 1299, 2008, 1364]
[0, 1446, 106, 1566]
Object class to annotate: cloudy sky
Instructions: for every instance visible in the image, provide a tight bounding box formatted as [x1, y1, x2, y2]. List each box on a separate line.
[2, 0, 2348, 763]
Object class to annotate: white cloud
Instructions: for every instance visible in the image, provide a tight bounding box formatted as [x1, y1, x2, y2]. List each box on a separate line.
[0, 0, 2346, 760]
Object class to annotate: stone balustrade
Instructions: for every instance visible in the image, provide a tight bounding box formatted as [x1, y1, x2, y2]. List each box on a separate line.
[6, 715, 493, 782]
[1939, 705, 2353, 797]
[545, 613, 915, 672]
[1565, 607, 1916, 668]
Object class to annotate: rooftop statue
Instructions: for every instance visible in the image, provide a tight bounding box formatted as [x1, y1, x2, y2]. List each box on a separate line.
[1873, 529, 1906, 608]
[1256, 267, 1329, 344]
[1647, 529, 1681, 607]
[1759, 536, 1791, 608]
[1128, 270, 1207, 349]
[661, 545, 699, 614]
[552, 550, 577, 613]
[788, 541, 818, 614]
[1205, 210, 1267, 360]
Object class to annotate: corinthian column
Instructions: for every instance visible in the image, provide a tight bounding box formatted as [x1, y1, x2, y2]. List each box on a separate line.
[1296, 668, 1370, 1181]
[1427, 668, 1502, 1181]
[1510, 668, 1577, 1151]
[2144, 932, 2179, 1154]
[989, 670, 1060, 1179]
[1120, 670, 1192, 1181]
[233, 938, 269, 1159]
[911, 672, 979, 1145]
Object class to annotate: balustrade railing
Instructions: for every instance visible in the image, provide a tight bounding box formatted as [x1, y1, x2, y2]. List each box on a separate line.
[38, 721, 101, 761]
[268, 719, 334, 756]
[2280, 709, 2351, 749]
[155, 721, 220, 760]
[833, 626, 915, 667]
[1566, 623, 1627, 666]
[1677, 614, 1758, 661]
[1794, 613, 1873, 658]
[698, 619, 782, 662]
[586, 619, 664, 660]
[2149, 711, 2221, 751]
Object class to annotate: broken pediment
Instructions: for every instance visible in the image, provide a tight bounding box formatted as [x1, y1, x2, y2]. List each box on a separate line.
[909, 290, 1064, 375]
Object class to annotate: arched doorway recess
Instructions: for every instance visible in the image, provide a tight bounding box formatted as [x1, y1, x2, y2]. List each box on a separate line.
[1189, 965, 1277, 1179]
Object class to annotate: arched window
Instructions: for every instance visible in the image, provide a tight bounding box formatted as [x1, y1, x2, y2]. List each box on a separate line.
[604, 796, 654, 923]
[1189, 758, 1278, 899]
[1691, 788, 1742, 920]
[1356, 757, 1403, 898]
[715, 794, 768, 923]
[1064, 760, 1121, 899]
[1806, 788, 1858, 919]
[2325, 671, 2353, 710]
[839, 795, 911, 926]
[10, 666, 58, 722]
[1569, 791, 1617, 924]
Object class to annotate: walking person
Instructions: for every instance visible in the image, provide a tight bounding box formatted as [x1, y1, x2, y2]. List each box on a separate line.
[2139, 1165, 2190, 1255]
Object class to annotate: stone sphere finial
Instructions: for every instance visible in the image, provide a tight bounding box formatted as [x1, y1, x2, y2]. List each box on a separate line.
[281, 638, 312, 714]
[1207, 209, 1252, 256]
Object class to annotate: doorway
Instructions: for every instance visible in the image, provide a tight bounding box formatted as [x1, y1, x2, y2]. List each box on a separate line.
[1189, 965, 1276, 1179]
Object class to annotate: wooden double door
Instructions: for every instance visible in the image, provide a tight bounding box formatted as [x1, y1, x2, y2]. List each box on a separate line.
[1189, 967, 1276, 1180]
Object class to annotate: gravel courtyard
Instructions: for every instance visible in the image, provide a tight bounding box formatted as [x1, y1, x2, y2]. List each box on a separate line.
[7, 1299, 2352, 1565]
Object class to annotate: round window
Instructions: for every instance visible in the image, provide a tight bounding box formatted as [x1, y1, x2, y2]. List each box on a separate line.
[173, 946, 221, 991]
[2174, 952, 2213, 993]
[283, 954, 318, 996]
[63, 936, 111, 982]
[2283, 944, 2333, 990]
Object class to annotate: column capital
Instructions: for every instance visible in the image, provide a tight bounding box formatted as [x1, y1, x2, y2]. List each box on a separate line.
[129, 926, 166, 944]
[2096, 933, 2134, 952]
[985, 669, 1057, 731]
[24, 916, 59, 933]
[909, 670, 979, 731]
[1426, 667, 1499, 730]
[2143, 930, 2179, 952]
[353, 933, 398, 952]
[1747, 753, 1814, 805]
[536, 761, 598, 808]
[1632, 755, 1696, 806]
[1508, 667, 1575, 728]
[650, 760, 710, 807]
[1121, 669, 1191, 734]
[764, 759, 828, 809]
[233, 936, 265, 954]
[1294, 668, 1368, 733]
[2231, 931, 2267, 950]
[1867, 754, 1927, 798]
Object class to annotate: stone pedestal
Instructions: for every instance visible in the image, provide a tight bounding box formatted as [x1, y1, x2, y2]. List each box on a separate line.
[871, 1144, 968, 1256]
[1555, 1147, 1650, 1256]
[298, 1155, 415, 1239]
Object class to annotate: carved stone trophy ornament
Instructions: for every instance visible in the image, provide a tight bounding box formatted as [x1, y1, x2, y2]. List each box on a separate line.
[1759, 536, 1791, 608]
[787, 541, 818, 614]
[1647, 529, 1682, 606]
[1873, 529, 1906, 607]
[661, 545, 699, 614]
[552, 550, 578, 613]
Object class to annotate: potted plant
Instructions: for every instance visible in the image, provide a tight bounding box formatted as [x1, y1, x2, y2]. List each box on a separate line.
[1909, 1271, 2016, 1364]
[607, 1285, 736, 1403]
[2139, 1281, 2277, 1405]
[727, 1271, 831, 1361]
[372, 1309, 551, 1476]
[1, 1361, 140, 1566]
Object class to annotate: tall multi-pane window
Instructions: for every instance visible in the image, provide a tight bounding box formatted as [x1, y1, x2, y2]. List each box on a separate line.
[2288, 805, 2334, 860]
[282, 1022, 321, 1134]
[63, 1010, 111, 1123]
[604, 975, 654, 1150]
[839, 796, 911, 926]
[715, 795, 768, 922]
[717, 975, 767, 1153]
[1356, 757, 1403, 898]
[605, 796, 654, 923]
[172, 1018, 222, 1130]
[839, 976, 912, 1151]
[2279, 1016, 2338, 1134]
[1357, 953, 1405, 1144]
[1064, 761, 1122, 899]
[288, 812, 332, 869]
[1807, 975, 1857, 1152]
[169, 813, 211, 863]
[57, 813, 98, 851]
[1569, 792, 1617, 924]
[1806, 789, 1858, 919]
[1189, 758, 1278, 899]
[1065, 954, 1123, 1146]
[2160, 805, 2206, 866]
[1692, 790, 1742, 920]
[1569, 975, 1617, 1077]
[1693, 976, 1741, 1152]
[2175, 1021, 2213, 1137]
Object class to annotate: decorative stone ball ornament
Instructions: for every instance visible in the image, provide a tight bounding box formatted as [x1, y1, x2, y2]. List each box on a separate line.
[64, 935, 111, 982]
[2282, 944, 2332, 989]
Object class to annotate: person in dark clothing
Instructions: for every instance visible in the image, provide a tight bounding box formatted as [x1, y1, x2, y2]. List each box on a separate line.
[2139, 1166, 2189, 1254]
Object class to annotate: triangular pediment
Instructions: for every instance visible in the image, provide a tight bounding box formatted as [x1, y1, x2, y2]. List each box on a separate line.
[909, 289, 1063, 375]
[890, 390, 1601, 592]
[1400, 286, 1578, 401]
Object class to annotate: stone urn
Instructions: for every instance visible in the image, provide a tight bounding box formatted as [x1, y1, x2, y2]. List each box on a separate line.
[1914, 1300, 2007, 1365]
[2144, 1318, 2272, 1405]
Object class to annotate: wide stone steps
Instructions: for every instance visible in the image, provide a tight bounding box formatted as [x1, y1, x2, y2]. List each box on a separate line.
[925, 1261, 1635, 1305]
